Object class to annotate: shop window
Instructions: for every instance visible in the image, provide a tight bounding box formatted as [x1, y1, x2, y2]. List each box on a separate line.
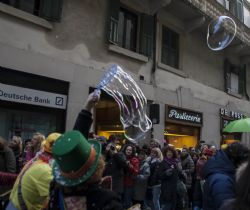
[164, 123, 200, 149]
[161, 26, 179, 69]
[229, 0, 244, 22]
[221, 133, 242, 145]
[0, 0, 63, 21]
[224, 59, 246, 96]
[108, 0, 154, 56]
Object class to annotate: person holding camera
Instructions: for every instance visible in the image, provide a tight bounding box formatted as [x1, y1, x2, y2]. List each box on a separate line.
[103, 142, 128, 198]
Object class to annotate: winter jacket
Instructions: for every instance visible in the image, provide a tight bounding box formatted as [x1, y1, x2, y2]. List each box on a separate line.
[103, 152, 127, 194]
[0, 147, 16, 173]
[158, 159, 179, 204]
[148, 158, 161, 187]
[181, 154, 195, 189]
[73, 109, 93, 139]
[133, 159, 150, 201]
[203, 150, 236, 210]
[124, 156, 139, 187]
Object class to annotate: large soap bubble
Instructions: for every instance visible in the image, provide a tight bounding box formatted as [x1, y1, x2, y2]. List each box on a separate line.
[96, 64, 152, 144]
[207, 16, 236, 51]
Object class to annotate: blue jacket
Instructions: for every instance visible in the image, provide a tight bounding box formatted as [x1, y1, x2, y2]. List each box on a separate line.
[203, 150, 236, 210]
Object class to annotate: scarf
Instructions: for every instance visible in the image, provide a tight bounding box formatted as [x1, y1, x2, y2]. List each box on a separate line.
[164, 157, 179, 166]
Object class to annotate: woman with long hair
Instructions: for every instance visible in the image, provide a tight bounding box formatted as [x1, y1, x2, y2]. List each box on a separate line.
[146, 147, 163, 210]
[158, 146, 181, 210]
[24, 133, 45, 163]
[122, 144, 139, 209]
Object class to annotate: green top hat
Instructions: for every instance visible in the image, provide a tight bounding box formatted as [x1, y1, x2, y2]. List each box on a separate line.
[52, 130, 101, 186]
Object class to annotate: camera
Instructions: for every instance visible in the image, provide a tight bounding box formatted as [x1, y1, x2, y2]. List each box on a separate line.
[110, 145, 115, 151]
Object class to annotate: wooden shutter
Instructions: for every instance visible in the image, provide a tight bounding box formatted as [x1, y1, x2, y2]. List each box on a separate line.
[224, 59, 231, 93]
[239, 64, 246, 95]
[107, 0, 120, 44]
[40, 0, 63, 22]
[139, 13, 154, 57]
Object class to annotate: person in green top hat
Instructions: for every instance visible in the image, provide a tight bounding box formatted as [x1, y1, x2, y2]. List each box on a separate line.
[48, 91, 123, 210]
[48, 130, 123, 210]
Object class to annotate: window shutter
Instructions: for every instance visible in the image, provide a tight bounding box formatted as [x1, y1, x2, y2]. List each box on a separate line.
[139, 13, 154, 57]
[39, 0, 63, 22]
[224, 59, 231, 93]
[107, 0, 120, 44]
[239, 64, 246, 95]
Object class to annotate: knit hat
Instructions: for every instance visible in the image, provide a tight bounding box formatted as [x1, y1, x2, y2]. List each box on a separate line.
[43, 133, 61, 154]
[52, 130, 101, 186]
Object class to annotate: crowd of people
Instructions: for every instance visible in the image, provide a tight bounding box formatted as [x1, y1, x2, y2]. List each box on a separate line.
[1, 92, 250, 210]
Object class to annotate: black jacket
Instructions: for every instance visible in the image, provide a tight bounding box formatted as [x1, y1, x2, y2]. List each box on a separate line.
[158, 160, 179, 204]
[73, 109, 93, 139]
[148, 159, 161, 187]
[103, 152, 127, 194]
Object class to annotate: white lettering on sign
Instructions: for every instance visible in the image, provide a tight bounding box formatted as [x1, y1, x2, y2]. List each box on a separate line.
[220, 108, 243, 119]
[0, 83, 67, 109]
[168, 109, 201, 123]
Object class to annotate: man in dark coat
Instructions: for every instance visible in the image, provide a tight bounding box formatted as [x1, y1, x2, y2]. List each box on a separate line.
[103, 143, 127, 197]
[203, 143, 250, 210]
[0, 137, 16, 195]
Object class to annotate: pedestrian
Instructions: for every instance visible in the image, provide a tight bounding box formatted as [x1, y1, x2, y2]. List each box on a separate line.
[203, 142, 250, 210]
[133, 149, 150, 209]
[220, 156, 250, 210]
[6, 132, 61, 210]
[122, 144, 139, 209]
[147, 147, 163, 210]
[103, 142, 128, 197]
[24, 132, 45, 163]
[180, 148, 195, 207]
[9, 136, 23, 173]
[193, 148, 213, 210]
[159, 146, 181, 210]
[0, 136, 16, 196]
[48, 130, 123, 210]
[0, 136, 16, 174]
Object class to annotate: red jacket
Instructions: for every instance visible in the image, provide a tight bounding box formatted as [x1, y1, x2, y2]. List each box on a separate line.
[124, 156, 139, 187]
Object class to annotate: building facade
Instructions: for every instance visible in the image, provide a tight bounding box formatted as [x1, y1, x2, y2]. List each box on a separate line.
[0, 0, 250, 148]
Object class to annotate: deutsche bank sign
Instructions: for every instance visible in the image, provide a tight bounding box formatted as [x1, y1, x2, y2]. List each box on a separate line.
[0, 83, 67, 109]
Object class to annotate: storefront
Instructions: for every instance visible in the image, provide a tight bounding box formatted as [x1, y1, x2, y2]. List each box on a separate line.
[220, 108, 244, 145]
[0, 67, 69, 141]
[165, 105, 203, 149]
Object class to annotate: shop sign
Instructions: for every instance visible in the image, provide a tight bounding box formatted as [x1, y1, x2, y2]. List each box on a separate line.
[167, 106, 202, 125]
[0, 83, 67, 109]
[220, 108, 245, 129]
[220, 108, 244, 119]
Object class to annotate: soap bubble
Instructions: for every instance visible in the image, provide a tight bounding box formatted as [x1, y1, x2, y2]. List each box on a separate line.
[96, 64, 152, 144]
[207, 16, 236, 51]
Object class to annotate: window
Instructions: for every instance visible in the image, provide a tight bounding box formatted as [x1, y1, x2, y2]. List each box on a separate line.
[0, 0, 63, 21]
[108, 0, 154, 57]
[117, 8, 138, 52]
[224, 59, 246, 96]
[161, 26, 179, 69]
[229, 0, 244, 22]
